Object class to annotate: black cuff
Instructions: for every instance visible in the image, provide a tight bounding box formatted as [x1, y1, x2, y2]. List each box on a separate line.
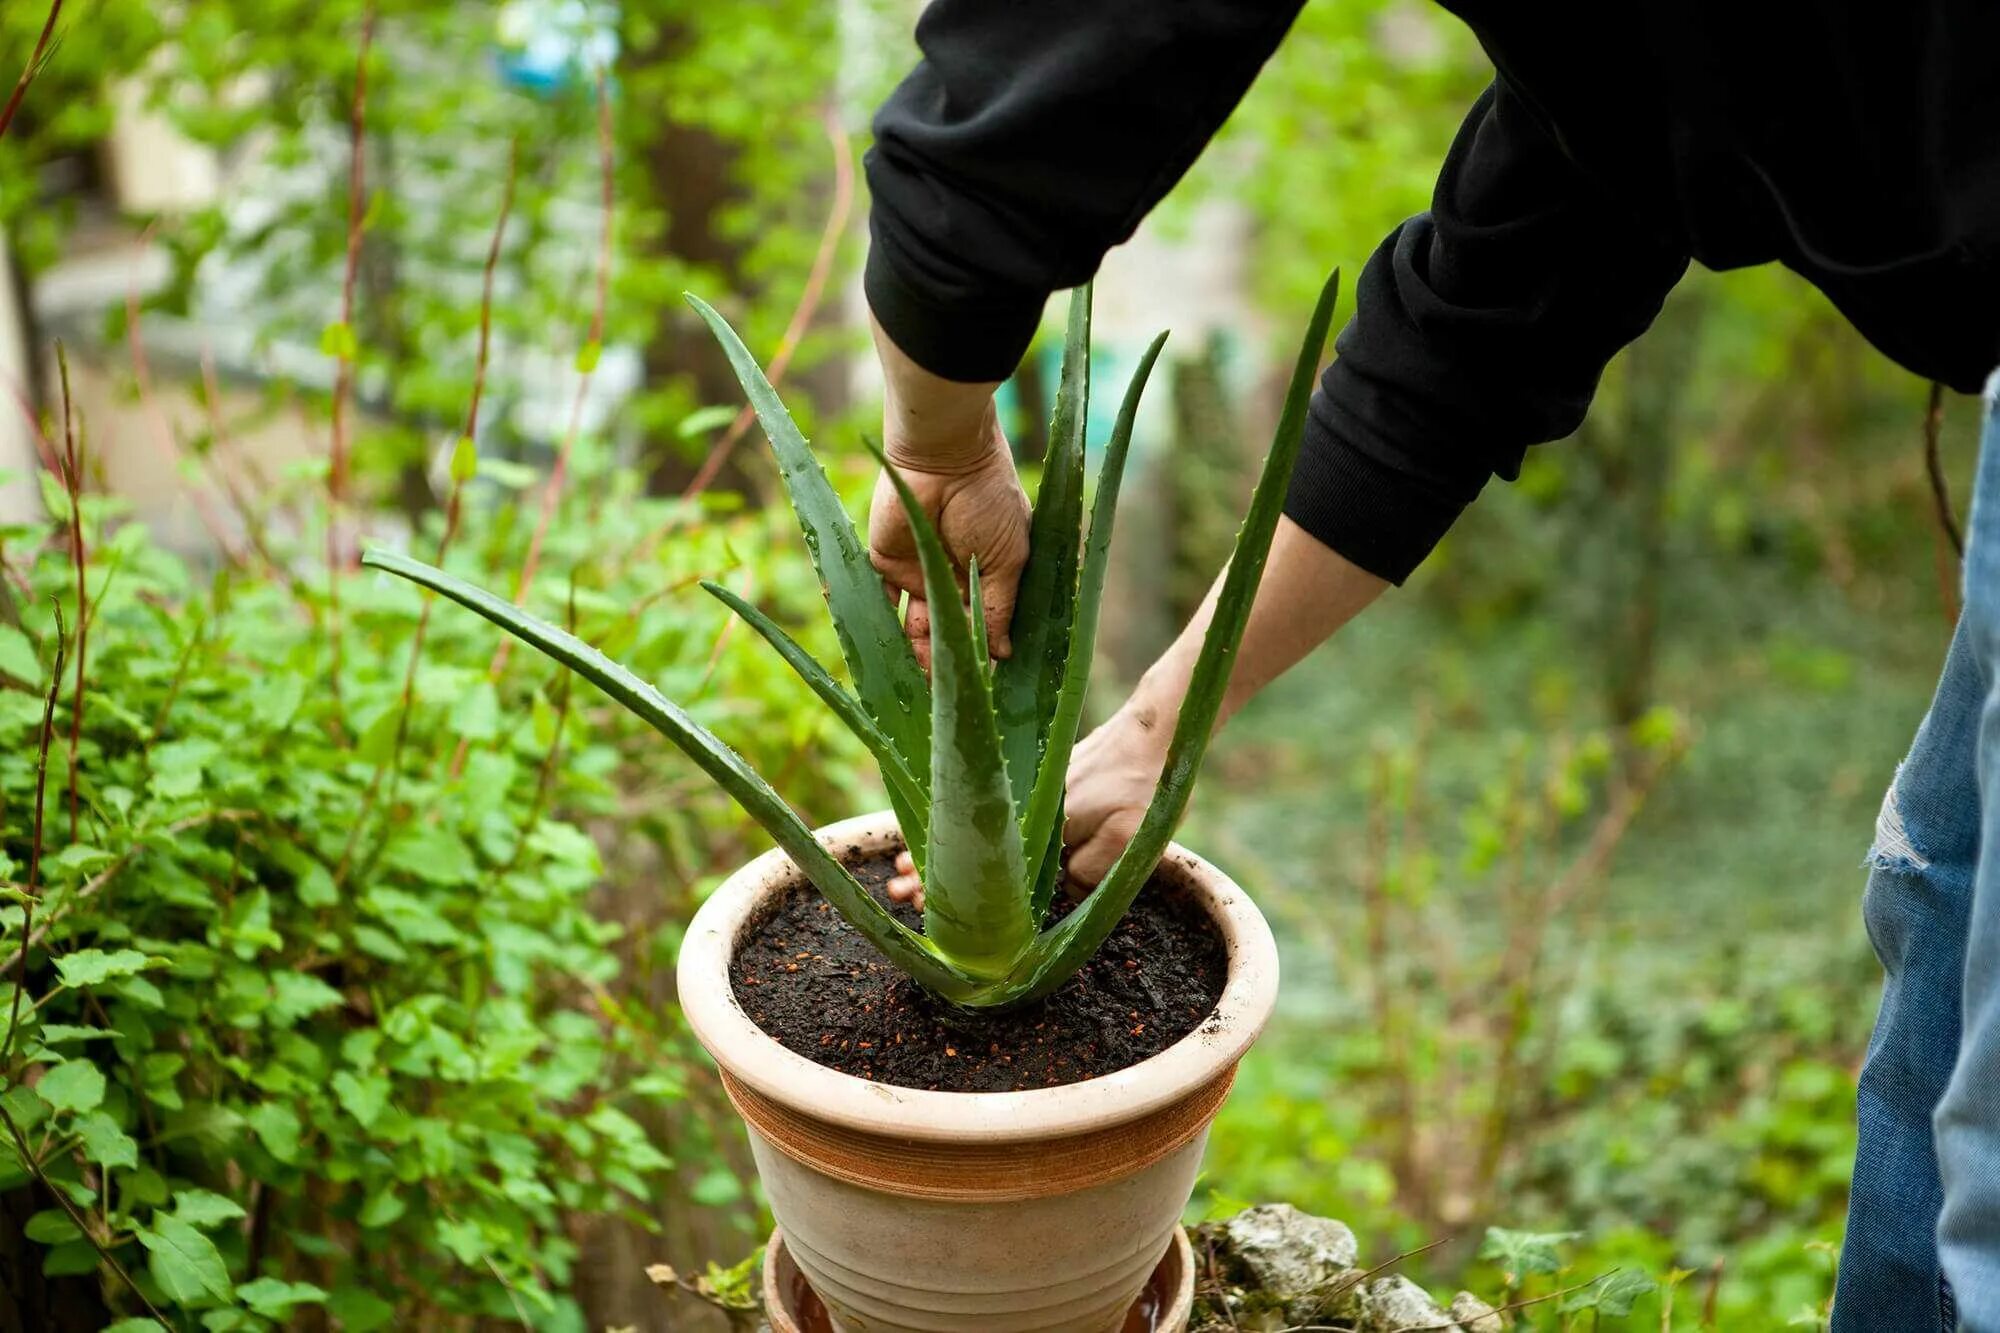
[1282, 407, 1474, 586]
[863, 232, 1046, 384]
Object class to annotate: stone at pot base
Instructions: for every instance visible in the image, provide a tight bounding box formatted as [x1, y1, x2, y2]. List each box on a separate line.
[761, 1225, 1195, 1333]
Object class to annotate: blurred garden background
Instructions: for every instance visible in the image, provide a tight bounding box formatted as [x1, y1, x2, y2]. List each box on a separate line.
[0, 0, 1984, 1328]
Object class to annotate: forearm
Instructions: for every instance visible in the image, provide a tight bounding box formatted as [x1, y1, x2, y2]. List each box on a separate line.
[1129, 516, 1387, 733]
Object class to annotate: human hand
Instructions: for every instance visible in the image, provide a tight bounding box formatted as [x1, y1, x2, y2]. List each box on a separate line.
[883, 692, 1174, 910]
[867, 316, 1029, 665]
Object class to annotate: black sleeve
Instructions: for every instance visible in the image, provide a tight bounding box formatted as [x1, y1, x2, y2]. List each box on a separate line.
[864, 0, 1306, 383]
[1287, 80, 1691, 584]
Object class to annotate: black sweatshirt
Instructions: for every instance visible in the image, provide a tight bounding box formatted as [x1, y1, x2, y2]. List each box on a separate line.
[863, 1, 2000, 584]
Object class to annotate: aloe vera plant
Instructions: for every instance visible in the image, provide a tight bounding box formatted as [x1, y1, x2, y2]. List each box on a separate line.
[363, 269, 1339, 1009]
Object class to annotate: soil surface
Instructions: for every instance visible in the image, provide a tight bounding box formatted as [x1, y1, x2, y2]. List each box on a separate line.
[728, 852, 1228, 1092]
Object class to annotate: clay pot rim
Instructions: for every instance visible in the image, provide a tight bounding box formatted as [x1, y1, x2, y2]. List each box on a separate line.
[676, 810, 1279, 1144]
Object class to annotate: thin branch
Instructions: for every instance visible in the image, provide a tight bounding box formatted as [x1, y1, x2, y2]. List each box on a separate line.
[0, 0, 63, 140]
[478, 66, 615, 702]
[1923, 381, 1963, 558]
[55, 343, 83, 842]
[324, 4, 376, 699]
[200, 347, 305, 595]
[1923, 380, 1963, 625]
[0, 1106, 168, 1326]
[339, 144, 518, 879]
[2, 600, 65, 1066]
[125, 228, 243, 562]
[681, 105, 855, 499]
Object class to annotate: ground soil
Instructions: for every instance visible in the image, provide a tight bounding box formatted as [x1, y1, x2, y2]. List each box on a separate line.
[728, 851, 1228, 1093]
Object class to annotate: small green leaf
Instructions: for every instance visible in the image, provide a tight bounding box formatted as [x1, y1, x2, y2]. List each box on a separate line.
[36, 1025, 118, 1045]
[574, 339, 603, 374]
[173, 1189, 247, 1227]
[74, 1111, 139, 1169]
[449, 434, 478, 484]
[1478, 1226, 1581, 1278]
[689, 1166, 741, 1206]
[140, 1215, 234, 1304]
[53, 947, 153, 987]
[247, 1102, 302, 1163]
[36, 1061, 105, 1113]
[357, 1187, 406, 1228]
[101, 1320, 168, 1333]
[0, 624, 42, 683]
[237, 1278, 329, 1319]
[24, 1208, 80, 1243]
[331, 1070, 391, 1129]
[676, 404, 737, 438]
[320, 321, 358, 360]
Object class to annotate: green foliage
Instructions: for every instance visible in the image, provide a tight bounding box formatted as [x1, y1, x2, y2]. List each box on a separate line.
[0, 429, 860, 1324]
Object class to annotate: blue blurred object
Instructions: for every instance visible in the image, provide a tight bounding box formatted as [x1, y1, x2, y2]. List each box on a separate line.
[493, 0, 618, 94]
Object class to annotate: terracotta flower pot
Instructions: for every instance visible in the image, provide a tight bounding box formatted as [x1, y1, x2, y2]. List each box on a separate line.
[677, 812, 1279, 1333]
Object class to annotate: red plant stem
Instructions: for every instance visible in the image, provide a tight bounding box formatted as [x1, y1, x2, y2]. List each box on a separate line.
[324, 5, 375, 698]
[480, 68, 614, 693]
[0, 0, 62, 141]
[2, 602, 65, 1067]
[126, 232, 245, 564]
[337, 146, 516, 876]
[55, 344, 83, 841]
[681, 106, 855, 500]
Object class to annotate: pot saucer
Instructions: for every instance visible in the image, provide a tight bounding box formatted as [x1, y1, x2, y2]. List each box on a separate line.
[761, 1223, 1195, 1333]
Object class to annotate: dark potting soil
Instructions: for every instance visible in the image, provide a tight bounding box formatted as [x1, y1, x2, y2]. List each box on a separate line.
[727, 852, 1228, 1093]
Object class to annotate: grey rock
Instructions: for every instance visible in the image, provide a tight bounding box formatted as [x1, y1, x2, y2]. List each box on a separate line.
[1361, 1275, 1462, 1332]
[1449, 1291, 1505, 1333]
[1223, 1204, 1360, 1299]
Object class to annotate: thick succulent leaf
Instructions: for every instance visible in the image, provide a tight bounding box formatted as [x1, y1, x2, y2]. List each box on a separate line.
[987, 268, 1341, 1009]
[684, 294, 931, 798]
[991, 285, 1090, 812]
[359, 547, 981, 1000]
[1018, 330, 1168, 897]
[700, 580, 928, 858]
[869, 444, 1032, 978]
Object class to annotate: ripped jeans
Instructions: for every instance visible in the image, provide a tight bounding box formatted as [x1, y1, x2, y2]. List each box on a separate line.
[1834, 369, 2000, 1332]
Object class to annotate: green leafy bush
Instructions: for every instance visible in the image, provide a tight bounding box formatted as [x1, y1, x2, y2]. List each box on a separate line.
[0, 437, 853, 1327]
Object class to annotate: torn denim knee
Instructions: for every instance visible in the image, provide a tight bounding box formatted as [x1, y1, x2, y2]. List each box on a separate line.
[1868, 771, 1932, 874]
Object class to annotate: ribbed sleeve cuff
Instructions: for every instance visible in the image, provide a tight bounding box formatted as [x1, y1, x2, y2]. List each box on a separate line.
[1282, 407, 1473, 586]
[863, 235, 1046, 384]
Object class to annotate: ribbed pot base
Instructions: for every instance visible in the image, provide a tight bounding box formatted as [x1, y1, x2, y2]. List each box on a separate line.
[761, 1224, 1194, 1333]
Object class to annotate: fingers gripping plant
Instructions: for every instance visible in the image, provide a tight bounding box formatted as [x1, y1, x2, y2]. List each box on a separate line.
[364, 270, 1339, 1009]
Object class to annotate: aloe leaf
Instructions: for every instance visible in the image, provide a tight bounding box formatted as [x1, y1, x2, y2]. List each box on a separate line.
[359, 547, 981, 1001]
[700, 580, 928, 858]
[989, 268, 1341, 1009]
[1018, 330, 1168, 897]
[868, 444, 1032, 978]
[684, 294, 931, 799]
[991, 284, 1090, 812]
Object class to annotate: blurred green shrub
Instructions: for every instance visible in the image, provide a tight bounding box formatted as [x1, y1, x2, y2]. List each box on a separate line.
[0, 429, 866, 1327]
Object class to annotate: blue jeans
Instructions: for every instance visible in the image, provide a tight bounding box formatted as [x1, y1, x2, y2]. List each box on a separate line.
[1835, 370, 2000, 1331]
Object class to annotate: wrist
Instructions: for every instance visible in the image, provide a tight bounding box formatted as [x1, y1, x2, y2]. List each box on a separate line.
[873, 314, 1003, 474]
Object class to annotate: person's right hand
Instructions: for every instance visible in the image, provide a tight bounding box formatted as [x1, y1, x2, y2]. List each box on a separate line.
[866, 316, 1029, 666]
